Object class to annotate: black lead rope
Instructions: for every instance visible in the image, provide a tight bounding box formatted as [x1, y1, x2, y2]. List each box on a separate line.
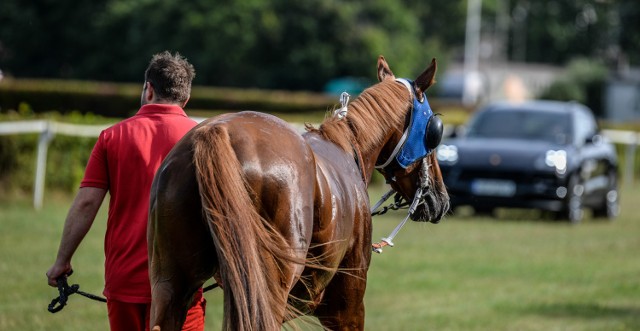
[48, 277, 106, 313]
[203, 282, 219, 292]
[48, 277, 220, 313]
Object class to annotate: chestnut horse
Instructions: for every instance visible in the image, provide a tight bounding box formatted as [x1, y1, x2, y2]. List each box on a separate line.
[148, 56, 449, 330]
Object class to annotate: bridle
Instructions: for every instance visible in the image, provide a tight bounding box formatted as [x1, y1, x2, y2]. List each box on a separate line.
[370, 78, 443, 253]
[373, 78, 440, 208]
[331, 80, 443, 253]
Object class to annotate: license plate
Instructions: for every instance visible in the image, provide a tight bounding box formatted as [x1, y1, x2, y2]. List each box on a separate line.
[471, 179, 516, 197]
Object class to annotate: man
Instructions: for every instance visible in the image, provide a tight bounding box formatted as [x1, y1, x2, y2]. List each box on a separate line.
[46, 51, 204, 331]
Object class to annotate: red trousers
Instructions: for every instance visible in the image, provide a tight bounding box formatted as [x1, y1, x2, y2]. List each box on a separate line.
[107, 294, 206, 331]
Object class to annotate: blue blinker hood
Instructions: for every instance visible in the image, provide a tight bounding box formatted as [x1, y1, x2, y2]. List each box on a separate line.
[380, 78, 443, 169]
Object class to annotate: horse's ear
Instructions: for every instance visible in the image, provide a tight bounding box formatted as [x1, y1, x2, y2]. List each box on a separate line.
[415, 58, 437, 100]
[377, 55, 395, 82]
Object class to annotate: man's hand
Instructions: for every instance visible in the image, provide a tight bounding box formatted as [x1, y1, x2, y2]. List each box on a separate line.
[46, 262, 73, 287]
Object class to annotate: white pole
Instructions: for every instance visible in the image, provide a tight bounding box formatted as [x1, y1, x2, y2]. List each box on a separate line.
[463, 0, 482, 106]
[34, 122, 54, 210]
[624, 135, 637, 187]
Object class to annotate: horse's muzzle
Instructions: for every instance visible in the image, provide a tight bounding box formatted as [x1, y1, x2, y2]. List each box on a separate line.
[410, 189, 449, 223]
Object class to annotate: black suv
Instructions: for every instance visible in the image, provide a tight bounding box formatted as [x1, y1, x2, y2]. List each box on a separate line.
[437, 100, 619, 222]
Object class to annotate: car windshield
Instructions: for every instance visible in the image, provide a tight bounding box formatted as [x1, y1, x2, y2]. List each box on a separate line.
[467, 109, 572, 144]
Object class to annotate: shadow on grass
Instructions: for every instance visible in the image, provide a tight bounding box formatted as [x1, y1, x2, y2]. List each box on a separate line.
[450, 206, 558, 222]
[449, 206, 614, 224]
[528, 302, 640, 328]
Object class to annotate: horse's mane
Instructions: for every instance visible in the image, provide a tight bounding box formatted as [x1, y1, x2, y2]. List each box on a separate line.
[308, 79, 410, 154]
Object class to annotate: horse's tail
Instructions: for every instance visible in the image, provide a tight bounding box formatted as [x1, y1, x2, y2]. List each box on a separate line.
[192, 124, 292, 331]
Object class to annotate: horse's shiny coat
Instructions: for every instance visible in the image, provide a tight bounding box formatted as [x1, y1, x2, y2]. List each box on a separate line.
[148, 56, 449, 330]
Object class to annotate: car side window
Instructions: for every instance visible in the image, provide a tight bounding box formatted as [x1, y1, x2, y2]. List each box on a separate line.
[573, 107, 597, 146]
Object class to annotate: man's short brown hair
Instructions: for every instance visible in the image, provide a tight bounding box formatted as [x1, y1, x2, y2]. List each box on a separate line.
[144, 51, 196, 105]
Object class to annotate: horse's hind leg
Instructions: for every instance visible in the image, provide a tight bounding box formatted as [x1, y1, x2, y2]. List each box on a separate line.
[315, 267, 368, 330]
[314, 207, 371, 330]
[149, 281, 178, 331]
[149, 206, 215, 330]
[148, 151, 216, 331]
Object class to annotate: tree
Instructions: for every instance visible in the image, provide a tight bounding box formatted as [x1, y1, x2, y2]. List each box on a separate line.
[0, 0, 109, 78]
[617, 1, 640, 65]
[539, 58, 608, 115]
[0, 0, 638, 91]
[505, 0, 635, 67]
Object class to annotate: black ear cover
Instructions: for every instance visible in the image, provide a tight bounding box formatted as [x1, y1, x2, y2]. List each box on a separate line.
[425, 115, 443, 149]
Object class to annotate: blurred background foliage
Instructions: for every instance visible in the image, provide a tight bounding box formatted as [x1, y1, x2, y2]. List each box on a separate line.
[1, 0, 639, 195]
[0, 0, 637, 91]
[539, 58, 609, 110]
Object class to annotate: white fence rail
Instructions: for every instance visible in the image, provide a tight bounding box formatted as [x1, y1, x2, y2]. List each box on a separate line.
[1, 120, 638, 209]
[0, 120, 111, 209]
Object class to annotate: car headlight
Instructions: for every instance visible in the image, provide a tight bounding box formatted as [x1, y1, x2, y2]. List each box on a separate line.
[545, 150, 567, 174]
[437, 145, 459, 164]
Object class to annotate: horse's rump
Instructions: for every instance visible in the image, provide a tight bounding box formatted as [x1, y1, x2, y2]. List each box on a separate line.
[192, 112, 316, 330]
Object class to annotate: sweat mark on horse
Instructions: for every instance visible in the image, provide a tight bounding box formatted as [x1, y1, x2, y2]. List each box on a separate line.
[148, 56, 450, 330]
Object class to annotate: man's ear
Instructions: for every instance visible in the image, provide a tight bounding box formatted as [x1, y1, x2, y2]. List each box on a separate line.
[145, 82, 155, 103]
[182, 96, 190, 108]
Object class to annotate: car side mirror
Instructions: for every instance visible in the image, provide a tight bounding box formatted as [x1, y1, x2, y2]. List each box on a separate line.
[585, 134, 603, 145]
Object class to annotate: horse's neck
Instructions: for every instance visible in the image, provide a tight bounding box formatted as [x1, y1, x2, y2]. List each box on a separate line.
[356, 137, 390, 186]
[346, 104, 397, 184]
[319, 83, 406, 182]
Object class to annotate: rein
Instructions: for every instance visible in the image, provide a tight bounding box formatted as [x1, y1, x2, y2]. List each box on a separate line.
[371, 186, 425, 253]
[370, 160, 431, 254]
[48, 277, 220, 313]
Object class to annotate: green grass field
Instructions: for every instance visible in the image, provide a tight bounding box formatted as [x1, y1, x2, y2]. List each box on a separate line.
[1, 185, 638, 330]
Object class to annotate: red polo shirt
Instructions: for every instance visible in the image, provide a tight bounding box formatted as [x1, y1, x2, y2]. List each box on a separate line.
[81, 104, 197, 303]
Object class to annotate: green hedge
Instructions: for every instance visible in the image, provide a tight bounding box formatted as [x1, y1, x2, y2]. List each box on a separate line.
[0, 78, 465, 119]
[0, 79, 363, 197]
[0, 78, 337, 117]
[0, 78, 476, 196]
[0, 109, 114, 195]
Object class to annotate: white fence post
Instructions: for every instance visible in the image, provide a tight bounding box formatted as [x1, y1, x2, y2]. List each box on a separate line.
[602, 129, 639, 188]
[624, 135, 637, 187]
[34, 122, 54, 210]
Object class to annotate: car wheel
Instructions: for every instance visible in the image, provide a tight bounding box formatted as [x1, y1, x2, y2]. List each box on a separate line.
[593, 171, 619, 220]
[557, 174, 584, 224]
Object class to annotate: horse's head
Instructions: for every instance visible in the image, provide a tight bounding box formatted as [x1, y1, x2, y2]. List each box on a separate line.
[374, 56, 450, 223]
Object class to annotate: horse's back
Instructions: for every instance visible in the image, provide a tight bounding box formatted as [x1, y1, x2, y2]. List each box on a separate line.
[197, 112, 307, 162]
